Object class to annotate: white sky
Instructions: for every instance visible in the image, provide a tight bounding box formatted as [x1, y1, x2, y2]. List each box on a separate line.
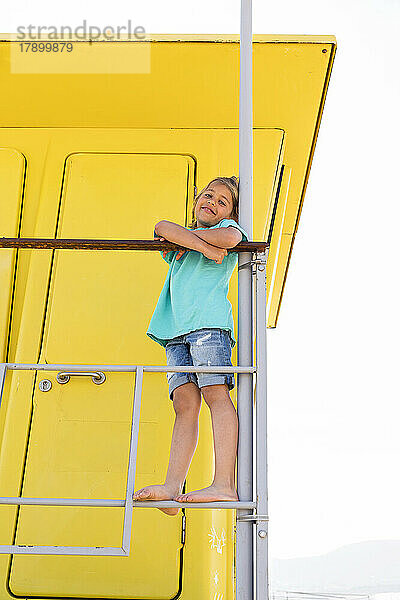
[2, 0, 399, 560]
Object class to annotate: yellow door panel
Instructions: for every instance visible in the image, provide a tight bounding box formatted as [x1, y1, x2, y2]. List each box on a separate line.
[9, 153, 191, 598]
[0, 148, 25, 361]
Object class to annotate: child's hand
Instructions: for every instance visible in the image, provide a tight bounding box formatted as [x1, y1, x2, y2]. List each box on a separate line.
[175, 249, 186, 260]
[160, 248, 186, 260]
[202, 244, 228, 264]
[153, 227, 165, 241]
[155, 235, 170, 260]
[154, 231, 186, 260]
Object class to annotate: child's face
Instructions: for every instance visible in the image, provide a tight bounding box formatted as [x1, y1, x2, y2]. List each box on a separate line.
[195, 183, 234, 228]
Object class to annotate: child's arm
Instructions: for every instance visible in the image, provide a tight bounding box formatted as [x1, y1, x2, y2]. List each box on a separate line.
[191, 227, 243, 248]
[155, 220, 227, 264]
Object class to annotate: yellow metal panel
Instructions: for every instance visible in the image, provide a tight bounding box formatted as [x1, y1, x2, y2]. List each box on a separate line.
[267, 233, 294, 329]
[0, 149, 25, 565]
[265, 166, 291, 327]
[10, 41, 151, 74]
[0, 148, 25, 361]
[9, 154, 189, 597]
[255, 130, 285, 241]
[0, 39, 334, 133]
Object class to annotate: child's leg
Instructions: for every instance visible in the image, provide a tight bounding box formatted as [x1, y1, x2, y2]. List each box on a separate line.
[133, 382, 202, 515]
[174, 383, 239, 503]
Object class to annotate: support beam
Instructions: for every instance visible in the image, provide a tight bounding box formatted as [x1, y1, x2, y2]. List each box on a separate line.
[237, 0, 254, 599]
[256, 252, 270, 600]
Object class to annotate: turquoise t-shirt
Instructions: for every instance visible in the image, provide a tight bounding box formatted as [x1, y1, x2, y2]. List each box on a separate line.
[146, 218, 248, 348]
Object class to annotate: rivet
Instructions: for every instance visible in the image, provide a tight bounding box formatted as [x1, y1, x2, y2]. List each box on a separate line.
[39, 379, 52, 392]
[258, 530, 267, 538]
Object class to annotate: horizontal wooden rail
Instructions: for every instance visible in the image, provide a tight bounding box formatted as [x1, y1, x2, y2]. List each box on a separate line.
[0, 238, 268, 252]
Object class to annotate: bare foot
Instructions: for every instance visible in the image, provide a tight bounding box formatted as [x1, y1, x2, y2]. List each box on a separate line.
[174, 484, 238, 503]
[133, 484, 181, 516]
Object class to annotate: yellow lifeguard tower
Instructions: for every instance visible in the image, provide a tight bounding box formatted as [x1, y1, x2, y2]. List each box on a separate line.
[0, 7, 336, 598]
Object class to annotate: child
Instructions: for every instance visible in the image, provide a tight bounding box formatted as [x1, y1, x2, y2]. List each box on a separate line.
[133, 176, 248, 516]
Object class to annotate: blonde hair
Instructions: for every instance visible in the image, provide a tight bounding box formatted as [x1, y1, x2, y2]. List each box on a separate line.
[188, 176, 239, 229]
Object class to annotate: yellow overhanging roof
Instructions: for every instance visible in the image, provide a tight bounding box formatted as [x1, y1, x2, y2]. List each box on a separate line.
[0, 34, 337, 327]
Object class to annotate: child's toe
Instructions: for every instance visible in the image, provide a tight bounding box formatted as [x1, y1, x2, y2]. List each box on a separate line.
[134, 490, 147, 499]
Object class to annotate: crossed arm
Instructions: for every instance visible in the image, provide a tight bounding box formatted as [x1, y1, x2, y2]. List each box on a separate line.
[154, 220, 242, 263]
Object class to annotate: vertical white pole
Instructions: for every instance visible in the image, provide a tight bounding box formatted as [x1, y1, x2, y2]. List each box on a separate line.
[255, 251, 270, 600]
[237, 0, 254, 598]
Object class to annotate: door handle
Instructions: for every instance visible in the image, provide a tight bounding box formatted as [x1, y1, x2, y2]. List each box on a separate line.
[56, 371, 106, 385]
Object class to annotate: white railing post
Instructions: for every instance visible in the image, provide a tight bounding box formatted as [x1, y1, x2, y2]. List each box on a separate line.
[237, 0, 254, 598]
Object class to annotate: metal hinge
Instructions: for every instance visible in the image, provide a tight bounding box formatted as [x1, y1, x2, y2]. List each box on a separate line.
[236, 513, 269, 523]
[238, 253, 267, 274]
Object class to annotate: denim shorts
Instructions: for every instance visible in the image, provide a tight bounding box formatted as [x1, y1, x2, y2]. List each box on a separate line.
[165, 328, 235, 400]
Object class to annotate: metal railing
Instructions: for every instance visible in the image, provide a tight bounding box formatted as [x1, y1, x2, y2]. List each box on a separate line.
[0, 362, 257, 556]
[0, 237, 267, 253]
[0, 237, 269, 594]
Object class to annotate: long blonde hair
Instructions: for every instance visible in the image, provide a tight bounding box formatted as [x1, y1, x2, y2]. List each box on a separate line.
[188, 176, 239, 229]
